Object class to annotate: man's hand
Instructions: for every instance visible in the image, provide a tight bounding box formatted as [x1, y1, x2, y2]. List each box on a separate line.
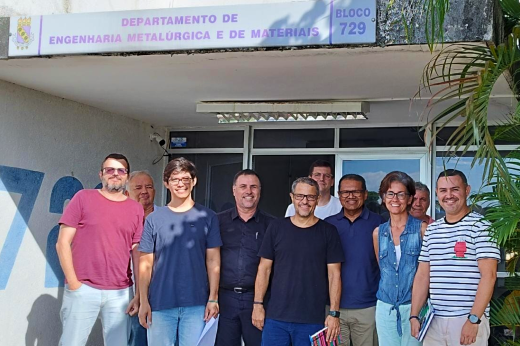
[410, 319, 421, 340]
[138, 301, 152, 329]
[126, 295, 140, 316]
[204, 302, 219, 322]
[67, 280, 82, 291]
[252, 305, 265, 331]
[324, 316, 340, 343]
[460, 320, 479, 345]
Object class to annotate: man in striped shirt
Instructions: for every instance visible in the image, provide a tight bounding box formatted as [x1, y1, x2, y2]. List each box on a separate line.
[410, 169, 500, 346]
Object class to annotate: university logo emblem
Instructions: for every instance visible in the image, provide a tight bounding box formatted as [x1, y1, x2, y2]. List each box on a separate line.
[12, 17, 34, 50]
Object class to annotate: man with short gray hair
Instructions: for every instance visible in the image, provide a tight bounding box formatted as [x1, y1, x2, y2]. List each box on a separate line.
[127, 170, 156, 219]
[127, 170, 157, 346]
[410, 182, 434, 224]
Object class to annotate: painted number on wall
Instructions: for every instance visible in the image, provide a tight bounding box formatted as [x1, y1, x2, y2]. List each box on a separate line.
[0, 166, 44, 290]
[0, 165, 100, 290]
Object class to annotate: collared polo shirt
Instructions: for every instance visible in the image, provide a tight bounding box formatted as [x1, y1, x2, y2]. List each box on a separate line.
[325, 207, 385, 308]
[218, 207, 275, 289]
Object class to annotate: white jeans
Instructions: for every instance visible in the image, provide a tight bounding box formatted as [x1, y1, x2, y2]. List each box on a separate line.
[59, 283, 132, 346]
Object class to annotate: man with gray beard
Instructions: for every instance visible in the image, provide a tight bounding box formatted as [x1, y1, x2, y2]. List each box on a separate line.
[57, 153, 144, 345]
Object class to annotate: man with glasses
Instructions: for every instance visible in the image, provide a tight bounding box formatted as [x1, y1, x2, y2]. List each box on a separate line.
[57, 153, 144, 345]
[325, 174, 384, 346]
[285, 160, 342, 219]
[253, 177, 344, 346]
[215, 169, 275, 346]
[138, 157, 222, 346]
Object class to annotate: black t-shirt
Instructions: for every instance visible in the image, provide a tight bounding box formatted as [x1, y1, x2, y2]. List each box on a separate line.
[258, 217, 345, 324]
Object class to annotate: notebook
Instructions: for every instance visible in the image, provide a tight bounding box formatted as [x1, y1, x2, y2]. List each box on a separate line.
[309, 327, 341, 346]
[418, 298, 435, 342]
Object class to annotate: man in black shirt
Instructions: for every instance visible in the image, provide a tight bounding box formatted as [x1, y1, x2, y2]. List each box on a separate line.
[252, 177, 345, 346]
[215, 169, 275, 346]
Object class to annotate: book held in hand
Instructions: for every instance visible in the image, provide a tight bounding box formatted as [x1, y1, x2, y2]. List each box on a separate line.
[417, 298, 435, 342]
[309, 327, 341, 346]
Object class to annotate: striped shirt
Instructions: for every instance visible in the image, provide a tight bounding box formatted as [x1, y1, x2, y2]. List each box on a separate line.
[418, 211, 500, 318]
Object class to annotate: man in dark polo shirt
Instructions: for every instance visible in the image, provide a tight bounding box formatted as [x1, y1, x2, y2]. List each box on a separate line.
[325, 174, 384, 346]
[215, 169, 275, 346]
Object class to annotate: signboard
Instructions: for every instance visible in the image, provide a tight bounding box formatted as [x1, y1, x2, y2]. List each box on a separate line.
[8, 0, 376, 57]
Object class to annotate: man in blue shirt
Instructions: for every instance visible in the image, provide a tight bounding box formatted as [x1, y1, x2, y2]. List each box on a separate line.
[138, 157, 222, 346]
[325, 174, 384, 346]
[216, 169, 275, 346]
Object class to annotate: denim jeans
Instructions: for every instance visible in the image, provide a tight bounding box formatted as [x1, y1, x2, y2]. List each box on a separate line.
[129, 315, 148, 346]
[375, 300, 421, 346]
[261, 318, 324, 346]
[147, 305, 206, 346]
[59, 283, 132, 346]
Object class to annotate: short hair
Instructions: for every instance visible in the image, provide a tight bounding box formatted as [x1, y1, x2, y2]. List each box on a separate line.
[414, 182, 430, 196]
[379, 171, 416, 199]
[233, 169, 262, 187]
[101, 153, 130, 172]
[128, 171, 154, 185]
[308, 160, 333, 176]
[291, 177, 319, 195]
[163, 157, 197, 183]
[338, 174, 367, 191]
[437, 169, 468, 185]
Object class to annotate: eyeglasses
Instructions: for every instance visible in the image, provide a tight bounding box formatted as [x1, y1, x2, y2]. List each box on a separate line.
[385, 191, 410, 200]
[338, 190, 365, 198]
[312, 172, 333, 179]
[292, 193, 318, 201]
[102, 167, 128, 175]
[168, 177, 193, 185]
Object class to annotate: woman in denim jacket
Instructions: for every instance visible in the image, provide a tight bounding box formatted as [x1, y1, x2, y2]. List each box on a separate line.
[372, 171, 427, 345]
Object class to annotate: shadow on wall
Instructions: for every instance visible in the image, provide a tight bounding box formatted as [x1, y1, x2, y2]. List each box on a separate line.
[25, 289, 103, 346]
[259, 0, 328, 47]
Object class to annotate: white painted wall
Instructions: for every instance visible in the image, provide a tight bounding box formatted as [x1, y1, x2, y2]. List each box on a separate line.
[1, 0, 310, 17]
[0, 79, 166, 345]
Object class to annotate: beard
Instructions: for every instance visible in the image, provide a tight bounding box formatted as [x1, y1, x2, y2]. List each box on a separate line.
[102, 178, 125, 193]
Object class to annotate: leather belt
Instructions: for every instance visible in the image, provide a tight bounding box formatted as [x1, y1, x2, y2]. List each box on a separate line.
[220, 286, 254, 294]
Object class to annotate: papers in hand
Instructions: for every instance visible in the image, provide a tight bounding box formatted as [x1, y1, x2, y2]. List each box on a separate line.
[418, 299, 435, 342]
[309, 327, 341, 346]
[196, 315, 219, 346]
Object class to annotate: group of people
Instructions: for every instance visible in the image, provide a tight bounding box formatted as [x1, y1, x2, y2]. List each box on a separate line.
[55, 154, 500, 346]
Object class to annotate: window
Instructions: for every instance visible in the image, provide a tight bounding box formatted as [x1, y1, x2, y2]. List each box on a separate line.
[340, 127, 425, 147]
[253, 155, 335, 217]
[169, 130, 244, 149]
[253, 129, 334, 148]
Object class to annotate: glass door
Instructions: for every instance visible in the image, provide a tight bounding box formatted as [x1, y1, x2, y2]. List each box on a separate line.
[336, 152, 430, 218]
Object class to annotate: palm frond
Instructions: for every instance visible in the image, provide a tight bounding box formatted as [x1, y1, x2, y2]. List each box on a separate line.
[500, 0, 520, 29]
[491, 292, 520, 334]
[419, 29, 520, 193]
[423, 0, 450, 52]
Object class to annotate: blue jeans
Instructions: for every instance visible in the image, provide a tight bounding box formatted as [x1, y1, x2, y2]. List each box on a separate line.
[59, 283, 132, 346]
[129, 315, 148, 346]
[147, 305, 205, 346]
[375, 300, 422, 346]
[261, 318, 324, 346]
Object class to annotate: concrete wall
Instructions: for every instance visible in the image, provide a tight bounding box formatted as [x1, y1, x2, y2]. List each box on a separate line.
[0, 79, 166, 345]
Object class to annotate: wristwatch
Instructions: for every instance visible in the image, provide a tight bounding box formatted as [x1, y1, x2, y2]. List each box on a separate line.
[328, 310, 340, 318]
[468, 314, 481, 324]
